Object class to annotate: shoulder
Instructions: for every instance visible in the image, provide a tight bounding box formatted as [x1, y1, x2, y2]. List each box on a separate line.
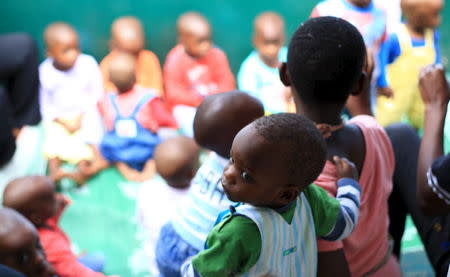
[165, 45, 184, 64]
[78, 53, 99, 66]
[39, 58, 54, 78]
[239, 51, 259, 70]
[209, 46, 228, 59]
[140, 49, 160, 61]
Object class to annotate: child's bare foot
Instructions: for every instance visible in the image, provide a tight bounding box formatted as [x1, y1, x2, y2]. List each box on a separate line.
[116, 162, 142, 182]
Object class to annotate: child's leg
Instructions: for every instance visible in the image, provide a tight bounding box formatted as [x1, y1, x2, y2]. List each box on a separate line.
[116, 162, 142, 182]
[48, 157, 66, 182]
[138, 159, 156, 182]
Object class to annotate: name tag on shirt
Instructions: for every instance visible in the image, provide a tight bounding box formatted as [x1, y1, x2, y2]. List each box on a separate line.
[115, 119, 137, 138]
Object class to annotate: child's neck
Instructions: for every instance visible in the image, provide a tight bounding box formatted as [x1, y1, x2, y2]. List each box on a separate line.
[405, 22, 426, 39]
[259, 54, 279, 68]
[296, 101, 343, 125]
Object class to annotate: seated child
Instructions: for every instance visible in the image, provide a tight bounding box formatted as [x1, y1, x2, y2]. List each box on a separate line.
[280, 17, 401, 276]
[2, 176, 119, 277]
[137, 136, 200, 276]
[164, 12, 236, 137]
[100, 16, 164, 95]
[39, 22, 104, 185]
[155, 91, 264, 277]
[181, 113, 362, 276]
[376, 0, 443, 129]
[238, 12, 292, 114]
[98, 53, 177, 182]
[0, 207, 55, 277]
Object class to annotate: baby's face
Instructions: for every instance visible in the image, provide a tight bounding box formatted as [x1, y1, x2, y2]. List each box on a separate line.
[419, 0, 443, 28]
[181, 28, 212, 59]
[0, 219, 54, 277]
[47, 32, 80, 71]
[254, 26, 285, 66]
[221, 124, 293, 208]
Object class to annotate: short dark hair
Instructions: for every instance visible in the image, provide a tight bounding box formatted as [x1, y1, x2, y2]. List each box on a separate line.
[253, 113, 326, 187]
[287, 16, 366, 104]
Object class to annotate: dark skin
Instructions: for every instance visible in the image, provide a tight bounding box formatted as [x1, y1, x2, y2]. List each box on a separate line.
[280, 63, 368, 277]
[402, 0, 443, 39]
[253, 12, 285, 68]
[110, 17, 145, 56]
[0, 208, 55, 277]
[177, 13, 212, 59]
[416, 64, 450, 215]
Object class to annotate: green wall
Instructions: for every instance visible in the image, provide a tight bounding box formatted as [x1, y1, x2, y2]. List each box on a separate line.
[0, 0, 449, 73]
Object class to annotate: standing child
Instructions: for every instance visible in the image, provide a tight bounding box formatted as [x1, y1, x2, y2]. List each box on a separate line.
[100, 16, 164, 96]
[0, 208, 55, 277]
[155, 91, 264, 277]
[376, 0, 443, 129]
[280, 17, 401, 276]
[39, 22, 104, 185]
[238, 12, 292, 114]
[164, 12, 235, 137]
[137, 136, 200, 276]
[98, 53, 177, 182]
[3, 177, 119, 277]
[181, 113, 362, 277]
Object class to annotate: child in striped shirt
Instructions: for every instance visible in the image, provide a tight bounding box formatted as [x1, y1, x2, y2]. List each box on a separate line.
[182, 113, 361, 277]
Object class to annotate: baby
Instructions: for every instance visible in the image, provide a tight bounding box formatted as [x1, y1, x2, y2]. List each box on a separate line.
[164, 12, 235, 136]
[39, 22, 104, 185]
[98, 53, 177, 182]
[3, 176, 119, 277]
[137, 136, 200, 276]
[0, 207, 55, 277]
[100, 16, 163, 95]
[181, 113, 362, 276]
[238, 12, 293, 114]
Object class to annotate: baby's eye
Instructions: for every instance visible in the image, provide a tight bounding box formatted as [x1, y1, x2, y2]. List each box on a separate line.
[241, 171, 251, 181]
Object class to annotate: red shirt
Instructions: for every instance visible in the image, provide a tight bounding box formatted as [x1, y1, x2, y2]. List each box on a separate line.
[98, 86, 177, 133]
[163, 44, 236, 108]
[38, 206, 106, 277]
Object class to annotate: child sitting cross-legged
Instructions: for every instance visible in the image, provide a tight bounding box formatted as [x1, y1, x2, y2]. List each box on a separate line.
[98, 52, 177, 182]
[181, 113, 362, 277]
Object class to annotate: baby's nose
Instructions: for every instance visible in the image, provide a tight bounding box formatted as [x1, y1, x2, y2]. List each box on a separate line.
[222, 164, 237, 184]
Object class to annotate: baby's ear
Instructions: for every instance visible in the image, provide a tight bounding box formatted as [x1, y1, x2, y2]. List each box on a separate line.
[279, 63, 291, 86]
[279, 185, 300, 205]
[350, 71, 368, 96]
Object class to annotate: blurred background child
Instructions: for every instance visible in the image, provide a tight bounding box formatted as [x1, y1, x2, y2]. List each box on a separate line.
[238, 12, 293, 114]
[98, 53, 177, 182]
[100, 16, 164, 96]
[163, 12, 236, 137]
[376, 0, 443, 129]
[39, 22, 104, 186]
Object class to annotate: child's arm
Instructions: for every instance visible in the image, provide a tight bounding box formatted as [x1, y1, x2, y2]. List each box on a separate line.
[181, 215, 261, 277]
[376, 34, 401, 98]
[237, 61, 259, 98]
[306, 156, 361, 241]
[211, 49, 236, 93]
[417, 64, 450, 215]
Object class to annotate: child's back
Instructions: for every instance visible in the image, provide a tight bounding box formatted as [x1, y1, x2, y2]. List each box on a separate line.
[282, 16, 401, 276]
[100, 16, 163, 95]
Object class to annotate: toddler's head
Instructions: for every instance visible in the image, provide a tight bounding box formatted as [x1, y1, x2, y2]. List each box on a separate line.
[194, 91, 264, 158]
[0, 208, 55, 277]
[347, 0, 372, 8]
[44, 22, 80, 71]
[177, 12, 212, 58]
[111, 16, 145, 56]
[154, 136, 200, 189]
[282, 17, 366, 111]
[401, 0, 443, 29]
[253, 12, 285, 67]
[3, 176, 62, 228]
[222, 113, 326, 208]
[108, 52, 137, 93]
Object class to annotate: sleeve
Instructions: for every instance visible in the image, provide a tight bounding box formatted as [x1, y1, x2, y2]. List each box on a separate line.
[145, 98, 178, 129]
[376, 33, 401, 88]
[237, 59, 259, 98]
[87, 57, 104, 108]
[40, 231, 106, 277]
[163, 53, 204, 107]
[181, 215, 261, 277]
[305, 179, 361, 241]
[434, 30, 441, 64]
[141, 51, 164, 96]
[428, 154, 450, 204]
[211, 49, 236, 93]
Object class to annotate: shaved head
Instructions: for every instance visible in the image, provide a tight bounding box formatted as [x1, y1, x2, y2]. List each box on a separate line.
[111, 16, 145, 55]
[0, 208, 36, 252]
[194, 91, 264, 158]
[254, 12, 285, 38]
[154, 136, 200, 189]
[108, 52, 137, 93]
[44, 22, 78, 49]
[176, 12, 212, 58]
[177, 12, 210, 36]
[253, 12, 285, 67]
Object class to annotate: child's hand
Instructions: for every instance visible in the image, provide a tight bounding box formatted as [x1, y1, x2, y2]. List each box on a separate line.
[419, 64, 450, 109]
[66, 115, 82, 133]
[377, 86, 394, 98]
[333, 156, 359, 181]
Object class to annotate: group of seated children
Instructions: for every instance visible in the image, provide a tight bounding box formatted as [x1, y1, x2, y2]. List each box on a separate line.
[1, 0, 448, 276]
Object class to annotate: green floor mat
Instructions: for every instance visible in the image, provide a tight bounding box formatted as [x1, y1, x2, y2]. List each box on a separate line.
[60, 168, 151, 277]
